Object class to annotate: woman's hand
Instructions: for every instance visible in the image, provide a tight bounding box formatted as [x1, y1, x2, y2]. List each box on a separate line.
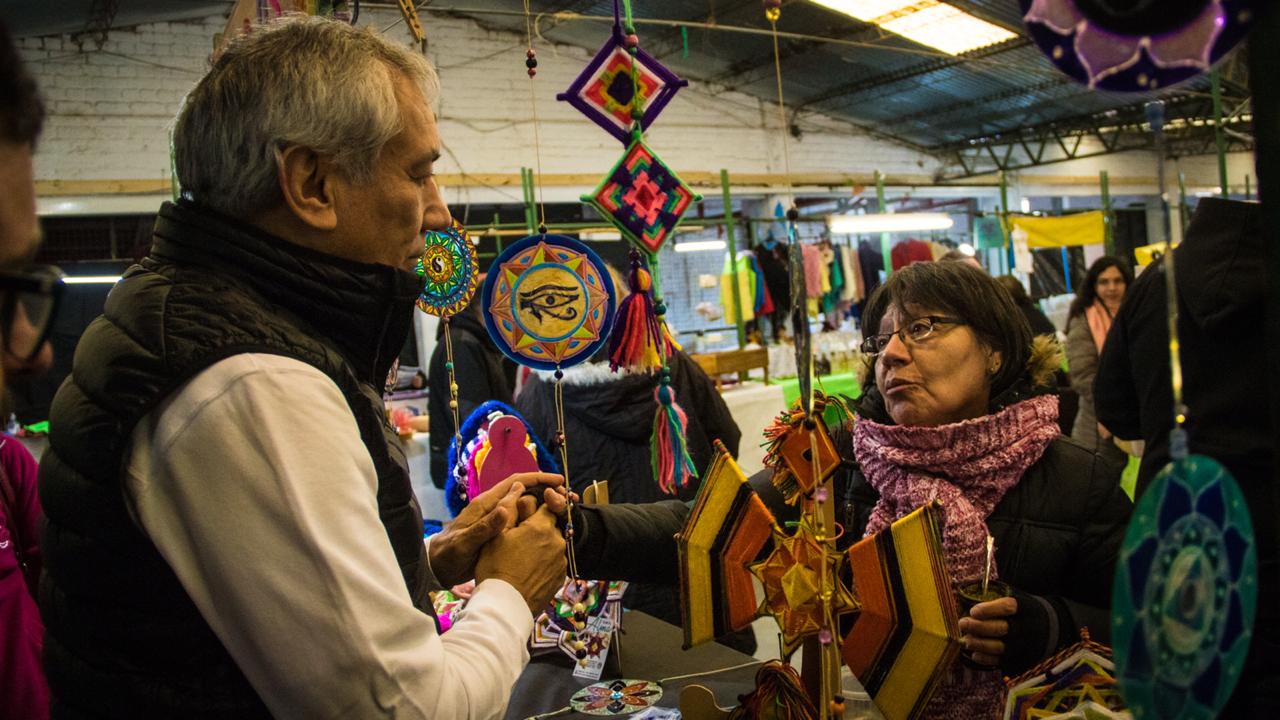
[959, 596, 1017, 667]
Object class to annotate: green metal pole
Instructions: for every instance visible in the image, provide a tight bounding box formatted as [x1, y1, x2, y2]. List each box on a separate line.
[999, 171, 1014, 272]
[875, 170, 892, 277]
[1177, 171, 1190, 237]
[721, 169, 746, 350]
[1211, 69, 1230, 197]
[1101, 170, 1115, 257]
[523, 168, 539, 235]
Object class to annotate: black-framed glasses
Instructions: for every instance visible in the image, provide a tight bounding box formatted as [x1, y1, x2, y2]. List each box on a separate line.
[0, 265, 64, 362]
[860, 315, 964, 355]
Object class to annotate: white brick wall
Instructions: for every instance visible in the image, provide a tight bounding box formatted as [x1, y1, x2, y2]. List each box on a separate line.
[18, 8, 1247, 201]
[20, 16, 221, 182]
[20, 9, 939, 195]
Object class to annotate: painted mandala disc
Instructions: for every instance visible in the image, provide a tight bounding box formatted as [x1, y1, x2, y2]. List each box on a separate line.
[482, 234, 616, 371]
[1112, 454, 1256, 720]
[569, 679, 663, 716]
[414, 219, 479, 318]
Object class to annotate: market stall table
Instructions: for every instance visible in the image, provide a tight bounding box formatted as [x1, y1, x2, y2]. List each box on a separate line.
[505, 611, 760, 719]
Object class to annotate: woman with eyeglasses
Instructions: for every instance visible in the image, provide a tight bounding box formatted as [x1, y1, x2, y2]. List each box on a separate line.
[1065, 256, 1134, 461]
[554, 262, 1132, 718]
[843, 261, 1132, 718]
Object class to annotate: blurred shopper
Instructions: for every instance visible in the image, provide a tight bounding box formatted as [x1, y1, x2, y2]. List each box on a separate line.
[1095, 198, 1277, 715]
[1064, 256, 1132, 459]
[0, 21, 61, 720]
[995, 275, 1056, 338]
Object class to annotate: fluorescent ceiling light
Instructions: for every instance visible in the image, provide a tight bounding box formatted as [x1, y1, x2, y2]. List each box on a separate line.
[809, 0, 1017, 55]
[675, 240, 728, 253]
[829, 213, 954, 234]
[62, 275, 123, 284]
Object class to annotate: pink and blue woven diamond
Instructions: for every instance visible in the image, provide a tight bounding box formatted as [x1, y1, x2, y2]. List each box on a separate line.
[583, 138, 700, 255]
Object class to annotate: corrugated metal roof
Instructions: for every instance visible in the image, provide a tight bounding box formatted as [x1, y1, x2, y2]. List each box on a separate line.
[6, 0, 1237, 155]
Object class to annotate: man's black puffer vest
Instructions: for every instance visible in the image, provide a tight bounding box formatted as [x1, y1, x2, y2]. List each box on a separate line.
[38, 200, 433, 719]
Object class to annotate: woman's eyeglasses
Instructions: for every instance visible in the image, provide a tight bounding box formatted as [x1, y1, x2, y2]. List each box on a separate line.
[860, 316, 963, 355]
[0, 265, 64, 362]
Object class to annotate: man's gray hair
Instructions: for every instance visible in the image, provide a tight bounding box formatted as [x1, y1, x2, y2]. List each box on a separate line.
[174, 16, 439, 218]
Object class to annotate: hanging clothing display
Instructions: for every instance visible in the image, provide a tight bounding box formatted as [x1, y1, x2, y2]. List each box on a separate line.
[890, 238, 934, 270]
[801, 244, 824, 299]
[746, 253, 774, 316]
[754, 241, 791, 316]
[857, 241, 884, 300]
[839, 245, 864, 303]
[720, 252, 757, 324]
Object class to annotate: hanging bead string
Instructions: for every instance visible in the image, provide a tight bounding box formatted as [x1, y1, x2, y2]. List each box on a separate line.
[521, 0, 549, 234]
[764, 0, 794, 190]
[443, 317, 463, 466]
[553, 369, 579, 577]
[1145, 101, 1189, 459]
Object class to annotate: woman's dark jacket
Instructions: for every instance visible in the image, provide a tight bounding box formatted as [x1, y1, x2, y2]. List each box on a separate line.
[516, 350, 741, 505]
[519, 350, 741, 637]
[574, 389, 1131, 677]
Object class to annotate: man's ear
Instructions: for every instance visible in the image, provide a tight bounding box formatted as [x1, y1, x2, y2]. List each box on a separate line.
[276, 145, 338, 231]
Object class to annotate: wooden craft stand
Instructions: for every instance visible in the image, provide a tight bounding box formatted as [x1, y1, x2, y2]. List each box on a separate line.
[690, 347, 770, 390]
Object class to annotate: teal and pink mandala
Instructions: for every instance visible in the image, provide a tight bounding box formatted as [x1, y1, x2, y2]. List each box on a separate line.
[415, 219, 479, 318]
[1112, 454, 1257, 720]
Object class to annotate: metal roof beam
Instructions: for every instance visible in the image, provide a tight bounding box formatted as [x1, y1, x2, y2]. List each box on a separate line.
[793, 38, 1031, 112]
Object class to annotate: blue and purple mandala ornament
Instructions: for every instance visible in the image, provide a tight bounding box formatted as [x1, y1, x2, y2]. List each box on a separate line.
[1021, 0, 1254, 91]
[1112, 454, 1257, 720]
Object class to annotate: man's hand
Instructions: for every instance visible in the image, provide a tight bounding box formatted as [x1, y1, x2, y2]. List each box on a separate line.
[475, 505, 567, 613]
[428, 472, 564, 587]
[958, 596, 1017, 667]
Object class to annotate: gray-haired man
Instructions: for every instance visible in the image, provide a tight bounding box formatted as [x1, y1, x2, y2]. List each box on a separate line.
[39, 17, 566, 720]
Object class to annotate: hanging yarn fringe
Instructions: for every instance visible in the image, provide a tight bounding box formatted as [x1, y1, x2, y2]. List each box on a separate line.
[608, 251, 676, 372]
[728, 660, 819, 720]
[651, 382, 696, 494]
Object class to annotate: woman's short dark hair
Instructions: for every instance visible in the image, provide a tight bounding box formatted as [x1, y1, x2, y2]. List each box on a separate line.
[1068, 256, 1133, 319]
[861, 261, 1033, 401]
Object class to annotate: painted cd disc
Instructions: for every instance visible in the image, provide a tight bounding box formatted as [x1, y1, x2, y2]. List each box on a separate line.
[415, 219, 479, 318]
[1112, 454, 1256, 720]
[482, 234, 616, 371]
[1020, 0, 1253, 92]
[569, 679, 663, 716]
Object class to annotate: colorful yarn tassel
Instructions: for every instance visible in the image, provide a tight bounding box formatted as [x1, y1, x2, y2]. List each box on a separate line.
[651, 380, 696, 494]
[608, 251, 675, 372]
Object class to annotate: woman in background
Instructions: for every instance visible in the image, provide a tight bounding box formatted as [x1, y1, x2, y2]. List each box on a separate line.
[1064, 257, 1132, 458]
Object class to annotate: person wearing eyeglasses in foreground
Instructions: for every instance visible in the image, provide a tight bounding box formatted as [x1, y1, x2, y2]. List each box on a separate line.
[565, 261, 1133, 719]
[0, 20, 64, 720]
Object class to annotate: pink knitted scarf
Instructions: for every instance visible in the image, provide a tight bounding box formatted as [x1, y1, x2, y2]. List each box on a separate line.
[853, 393, 1061, 720]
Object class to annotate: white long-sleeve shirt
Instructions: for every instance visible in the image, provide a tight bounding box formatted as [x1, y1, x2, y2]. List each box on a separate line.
[125, 353, 531, 719]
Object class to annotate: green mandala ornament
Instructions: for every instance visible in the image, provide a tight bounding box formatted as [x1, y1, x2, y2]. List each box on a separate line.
[1112, 454, 1257, 720]
[415, 219, 479, 318]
